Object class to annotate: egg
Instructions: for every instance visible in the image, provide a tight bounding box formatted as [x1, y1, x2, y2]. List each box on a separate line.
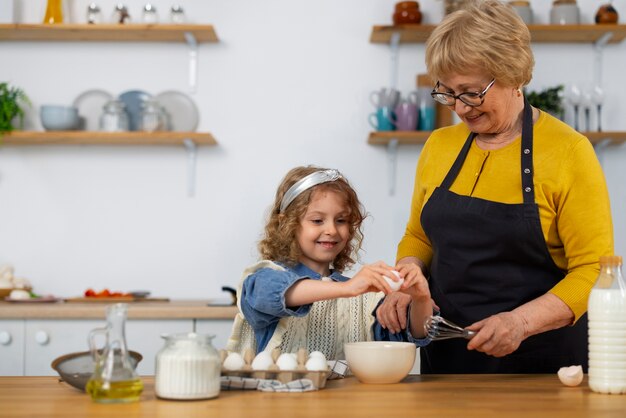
[223, 352, 246, 371]
[383, 270, 404, 292]
[557, 365, 583, 387]
[305, 356, 328, 371]
[276, 353, 298, 370]
[309, 351, 326, 361]
[251, 351, 274, 370]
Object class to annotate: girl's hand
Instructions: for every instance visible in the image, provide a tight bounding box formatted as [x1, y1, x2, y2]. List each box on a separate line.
[342, 261, 398, 297]
[395, 262, 430, 302]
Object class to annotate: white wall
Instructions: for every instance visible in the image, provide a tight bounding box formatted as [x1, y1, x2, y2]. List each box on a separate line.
[2, 0, 625, 299]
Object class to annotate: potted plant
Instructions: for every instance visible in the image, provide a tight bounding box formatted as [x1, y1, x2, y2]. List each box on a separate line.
[525, 85, 564, 120]
[0, 82, 30, 136]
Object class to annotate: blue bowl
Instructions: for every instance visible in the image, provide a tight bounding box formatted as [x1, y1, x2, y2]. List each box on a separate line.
[40, 105, 80, 131]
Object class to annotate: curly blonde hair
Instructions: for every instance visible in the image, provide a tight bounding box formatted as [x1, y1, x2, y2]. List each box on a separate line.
[258, 166, 365, 272]
[425, 0, 534, 88]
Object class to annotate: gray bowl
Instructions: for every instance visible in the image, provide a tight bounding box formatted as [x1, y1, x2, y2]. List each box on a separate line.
[40, 105, 80, 131]
[51, 350, 143, 391]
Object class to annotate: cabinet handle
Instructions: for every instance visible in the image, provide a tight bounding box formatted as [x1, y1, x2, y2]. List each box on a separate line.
[0, 331, 12, 345]
[35, 330, 50, 345]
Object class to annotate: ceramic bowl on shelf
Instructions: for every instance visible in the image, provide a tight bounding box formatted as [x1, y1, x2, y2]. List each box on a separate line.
[344, 341, 415, 384]
[40, 105, 80, 131]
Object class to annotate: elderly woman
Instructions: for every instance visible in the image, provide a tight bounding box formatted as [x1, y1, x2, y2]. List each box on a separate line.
[376, 0, 613, 373]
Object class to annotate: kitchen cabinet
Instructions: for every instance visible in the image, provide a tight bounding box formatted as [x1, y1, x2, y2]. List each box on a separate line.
[0, 302, 238, 376]
[0, 318, 192, 376]
[0, 320, 24, 375]
[369, 24, 626, 193]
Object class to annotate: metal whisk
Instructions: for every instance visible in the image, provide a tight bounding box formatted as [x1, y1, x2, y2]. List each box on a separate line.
[424, 315, 476, 341]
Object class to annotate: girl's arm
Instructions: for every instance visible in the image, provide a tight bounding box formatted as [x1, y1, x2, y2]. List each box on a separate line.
[285, 261, 398, 307]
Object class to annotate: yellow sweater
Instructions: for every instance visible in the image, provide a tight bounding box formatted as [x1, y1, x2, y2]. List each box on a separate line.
[397, 111, 613, 321]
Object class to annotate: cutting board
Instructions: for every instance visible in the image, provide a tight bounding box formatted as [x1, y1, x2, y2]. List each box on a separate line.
[64, 297, 170, 303]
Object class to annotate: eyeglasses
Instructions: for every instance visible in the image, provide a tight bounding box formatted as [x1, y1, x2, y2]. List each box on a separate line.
[430, 79, 496, 107]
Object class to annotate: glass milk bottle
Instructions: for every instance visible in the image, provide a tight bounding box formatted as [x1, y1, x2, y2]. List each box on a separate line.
[588, 255, 626, 394]
[155, 333, 221, 400]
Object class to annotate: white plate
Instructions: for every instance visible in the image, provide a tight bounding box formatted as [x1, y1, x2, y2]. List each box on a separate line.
[72, 89, 114, 131]
[155, 90, 199, 132]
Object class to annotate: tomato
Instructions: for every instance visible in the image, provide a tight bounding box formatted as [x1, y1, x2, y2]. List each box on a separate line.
[84, 288, 96, 297]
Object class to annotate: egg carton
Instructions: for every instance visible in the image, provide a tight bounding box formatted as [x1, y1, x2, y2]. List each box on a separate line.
[220, 348, 330, 389]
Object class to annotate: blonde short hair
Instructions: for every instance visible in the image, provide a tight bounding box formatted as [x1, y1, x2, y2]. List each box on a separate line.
[425, 0, 534, 88]
[258, 166, 365, 272]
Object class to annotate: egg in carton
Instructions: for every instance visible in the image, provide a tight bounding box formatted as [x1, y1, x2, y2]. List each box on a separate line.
[220, 347, 330, 389]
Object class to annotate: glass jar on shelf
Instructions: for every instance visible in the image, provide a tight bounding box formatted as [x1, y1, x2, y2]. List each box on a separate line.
[99, 100, 129, 132]
[138, 99, 167, 132]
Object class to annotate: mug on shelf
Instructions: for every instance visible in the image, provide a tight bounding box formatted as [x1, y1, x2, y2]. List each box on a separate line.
[394, 101, 418, 131]
[369, 107, 396, 132]
[370, 87, 400, 109]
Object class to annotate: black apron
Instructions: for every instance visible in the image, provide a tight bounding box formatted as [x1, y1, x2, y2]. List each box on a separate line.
[420, 98, 587, 374]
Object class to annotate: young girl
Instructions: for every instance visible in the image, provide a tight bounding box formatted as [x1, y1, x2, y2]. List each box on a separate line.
[226, 166, 432, 359]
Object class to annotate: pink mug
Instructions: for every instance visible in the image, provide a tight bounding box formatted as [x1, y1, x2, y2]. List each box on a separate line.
[393, 102, 418, 131]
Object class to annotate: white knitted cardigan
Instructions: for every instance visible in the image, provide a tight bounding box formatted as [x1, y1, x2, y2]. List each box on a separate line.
[225, 260, 384, 360]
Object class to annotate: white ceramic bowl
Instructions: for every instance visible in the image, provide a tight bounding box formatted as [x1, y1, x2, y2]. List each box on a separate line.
[344, 341, 416, 384]
[40, 105, 80, 131]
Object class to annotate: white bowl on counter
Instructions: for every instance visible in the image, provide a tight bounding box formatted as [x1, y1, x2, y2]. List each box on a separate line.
[344, 341, 416, 384]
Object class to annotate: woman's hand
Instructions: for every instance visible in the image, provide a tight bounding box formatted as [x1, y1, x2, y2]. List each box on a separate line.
[375, 292, 413, 334]
[341, 261, 398, 297]
[466, 312, 527, 357]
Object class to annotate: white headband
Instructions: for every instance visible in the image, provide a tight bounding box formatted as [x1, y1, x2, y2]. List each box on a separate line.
[279, 169, 343, 213]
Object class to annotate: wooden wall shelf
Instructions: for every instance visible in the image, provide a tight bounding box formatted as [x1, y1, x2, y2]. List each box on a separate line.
[0, 23, 218, 42]
[370, 24, 626, 44]
[1, 131, 217, 146]
[368, 131, 626, 146]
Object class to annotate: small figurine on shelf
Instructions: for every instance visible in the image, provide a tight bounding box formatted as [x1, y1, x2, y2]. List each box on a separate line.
[596, 2, 619, 24]
[112, 4, 131, 24]
[86, 3, 102, 24]
[393, 1, 422, 25]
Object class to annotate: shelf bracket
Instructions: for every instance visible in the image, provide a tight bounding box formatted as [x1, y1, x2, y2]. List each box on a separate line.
[183, 138, 198, 197]
[389, 32, 401, 89]
[593, 138, 613, 166]
[184, 32, 198, 94]
[387, 138, 399, 196]
[593, 32, 612, 87]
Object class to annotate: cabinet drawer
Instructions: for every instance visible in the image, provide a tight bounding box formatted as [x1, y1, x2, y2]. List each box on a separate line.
[0, 320, 25, 376]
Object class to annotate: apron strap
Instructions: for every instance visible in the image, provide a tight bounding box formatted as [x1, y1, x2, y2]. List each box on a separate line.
[520, 97, 534, 205]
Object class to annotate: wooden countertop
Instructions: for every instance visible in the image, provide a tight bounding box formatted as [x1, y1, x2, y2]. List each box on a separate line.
[1, 375, 624, 418]
[0, 300, 238, 320]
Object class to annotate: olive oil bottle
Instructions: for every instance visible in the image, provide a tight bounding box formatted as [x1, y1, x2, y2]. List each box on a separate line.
[86, 378, 144, 403]
[87, 304, 143, 403]
[43, 0, 64, 24]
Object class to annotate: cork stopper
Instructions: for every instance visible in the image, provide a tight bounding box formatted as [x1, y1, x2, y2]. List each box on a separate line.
[599, 255, 623, 266]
